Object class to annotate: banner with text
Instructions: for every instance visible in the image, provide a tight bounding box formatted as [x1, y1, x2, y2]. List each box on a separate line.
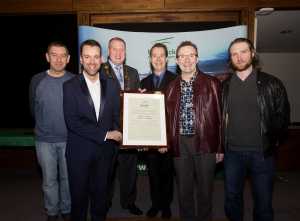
[78, 25, 247, 79]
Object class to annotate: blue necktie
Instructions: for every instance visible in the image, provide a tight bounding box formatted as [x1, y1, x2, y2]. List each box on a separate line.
[154, 75, 160, 88]
[115, 65, 124, 90]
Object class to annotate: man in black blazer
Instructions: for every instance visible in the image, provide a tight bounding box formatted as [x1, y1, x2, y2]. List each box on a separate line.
[63, 39, 122, 221]
[102, 37, 142, 215]
[141, 43, 177, 219]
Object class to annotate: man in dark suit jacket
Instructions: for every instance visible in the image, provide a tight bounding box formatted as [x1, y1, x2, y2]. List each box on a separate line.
[140, 43, 177, 219]
[63, 39, 122, 221]
[101, 37, 142, 215]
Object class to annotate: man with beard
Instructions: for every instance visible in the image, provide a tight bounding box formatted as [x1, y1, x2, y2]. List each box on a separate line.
[222, 38, 290, 221]
[29, 41, 73, 221]
[63, 39, 122, 221]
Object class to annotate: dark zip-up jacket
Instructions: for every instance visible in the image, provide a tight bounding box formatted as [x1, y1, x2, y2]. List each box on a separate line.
[222, 70, 290, 156]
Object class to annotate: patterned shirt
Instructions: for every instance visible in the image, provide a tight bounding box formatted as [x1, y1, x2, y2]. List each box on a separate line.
[179, 74, 196, 135]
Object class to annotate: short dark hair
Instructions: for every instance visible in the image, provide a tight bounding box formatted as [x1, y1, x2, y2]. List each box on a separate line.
[149, 43, 168, 72]
[150, 43, 168, 57]
[228, 37, 260, 70]
[80, 39, 102, 56]
[108, 37, 126, 49]
[176, 41, 198, 58]
[47, 41, 69, 55]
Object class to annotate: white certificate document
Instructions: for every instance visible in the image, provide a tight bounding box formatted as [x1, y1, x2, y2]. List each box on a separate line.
[122, 93, 167, 147]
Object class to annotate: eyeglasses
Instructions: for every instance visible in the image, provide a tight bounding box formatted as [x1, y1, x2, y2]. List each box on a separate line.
[177, 53, 197, 60]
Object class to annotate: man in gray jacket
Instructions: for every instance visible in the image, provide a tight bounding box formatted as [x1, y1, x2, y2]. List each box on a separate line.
[29, 42, 74, 221]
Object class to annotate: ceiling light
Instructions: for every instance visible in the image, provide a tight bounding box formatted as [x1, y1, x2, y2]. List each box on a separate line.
[256, 8, 275, 16]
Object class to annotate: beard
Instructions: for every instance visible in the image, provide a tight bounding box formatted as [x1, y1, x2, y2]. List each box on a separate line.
[84, 70, 98, 76]
[232, 58, 253, 72]
[82, 64, 100, 77]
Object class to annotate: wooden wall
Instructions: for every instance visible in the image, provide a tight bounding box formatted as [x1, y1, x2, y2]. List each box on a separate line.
[1, 0, 299, 13]
[0, 0, 74, 13]
[0, 0, 299, 41]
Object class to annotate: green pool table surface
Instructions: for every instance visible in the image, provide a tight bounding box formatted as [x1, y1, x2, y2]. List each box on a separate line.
[0, 129, 34, 147]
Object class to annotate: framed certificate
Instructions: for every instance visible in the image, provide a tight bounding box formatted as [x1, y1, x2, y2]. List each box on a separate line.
[122, 92, 167, 147]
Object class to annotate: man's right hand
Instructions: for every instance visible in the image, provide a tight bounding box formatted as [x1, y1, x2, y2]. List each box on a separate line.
[107, 130, 122, 142]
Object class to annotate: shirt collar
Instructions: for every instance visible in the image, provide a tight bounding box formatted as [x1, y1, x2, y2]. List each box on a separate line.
[109, 59, 123, 70]
[153, 70, 166, 80]
[181, 71, 197, 84]
[83, 71, 100, 85]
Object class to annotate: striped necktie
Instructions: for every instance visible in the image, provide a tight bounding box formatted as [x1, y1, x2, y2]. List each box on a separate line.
[115, 65, 124, 90]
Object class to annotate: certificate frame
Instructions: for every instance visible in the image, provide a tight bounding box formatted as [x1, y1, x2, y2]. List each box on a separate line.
[122, 92, 167, 148]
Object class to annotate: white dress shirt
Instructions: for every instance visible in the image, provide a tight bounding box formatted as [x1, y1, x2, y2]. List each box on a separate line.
[83, 72, 101, 120]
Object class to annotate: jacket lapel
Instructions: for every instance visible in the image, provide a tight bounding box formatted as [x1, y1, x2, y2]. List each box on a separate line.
[98, 74, 107, 123]
[79, 74, 97, 122]
[148, 74, 155, 90]
[160, 73, 169, 89]
[107, 63, 122, 90]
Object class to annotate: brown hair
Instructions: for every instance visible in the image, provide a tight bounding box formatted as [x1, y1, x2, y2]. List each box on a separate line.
[227, 37, 260, 70]
[176, 41, 198, 58]
[149, 43, 168, 72]
[80, 39, 102, 56]
[150, 43, 168, 57]
[47, 41, 69, 55]
[175, 41, 199, 74]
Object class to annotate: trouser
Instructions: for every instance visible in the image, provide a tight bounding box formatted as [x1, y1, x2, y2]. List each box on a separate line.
[35, 141, 71, 216]
[174, 135, 216, 221]
[67, 141, 115, 221]
[108, 149, 138, 209]
[224, 150, 275, 221]
[147, 151, 174, 209]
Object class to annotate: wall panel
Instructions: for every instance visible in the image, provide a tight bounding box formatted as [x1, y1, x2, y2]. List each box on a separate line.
[0, 0, 299, 14]
[74, 0, 164, 11]
[0, 0, 73, 13]
[165, 0, 249, 10]
[90, 11, 241, 25]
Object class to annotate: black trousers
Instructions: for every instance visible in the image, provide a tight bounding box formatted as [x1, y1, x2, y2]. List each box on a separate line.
[108, 149, 138, 209]
[67, 142, 115, 221]
[174, 135, 216, 221]
[147, 151, 174, 210]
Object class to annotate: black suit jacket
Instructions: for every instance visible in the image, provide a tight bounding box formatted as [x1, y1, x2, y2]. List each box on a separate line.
[140, 70, 177, 92]
[63, 72, 120, 159]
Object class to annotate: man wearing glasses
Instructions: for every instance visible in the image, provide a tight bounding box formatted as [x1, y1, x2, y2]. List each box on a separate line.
[165, 41, 223, 221]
